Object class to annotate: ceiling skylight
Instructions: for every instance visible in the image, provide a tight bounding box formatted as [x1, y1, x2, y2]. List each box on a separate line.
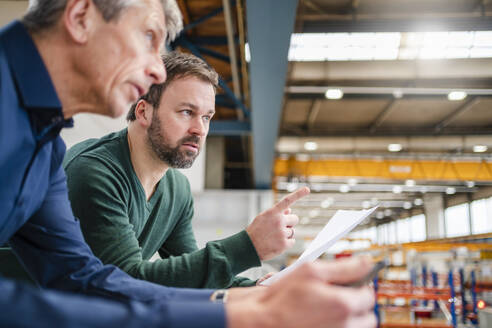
[287, 31, 492, 62]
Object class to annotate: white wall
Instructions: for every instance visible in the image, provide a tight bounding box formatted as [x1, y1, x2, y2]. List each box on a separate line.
[61, 113, 128, 148]
[0, 1, 28, 27]
[191, 189, 274, 247]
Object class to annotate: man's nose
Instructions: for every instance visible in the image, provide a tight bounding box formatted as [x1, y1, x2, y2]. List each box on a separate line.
[147, 54, 166, 85]
[190, 118, 207, 137]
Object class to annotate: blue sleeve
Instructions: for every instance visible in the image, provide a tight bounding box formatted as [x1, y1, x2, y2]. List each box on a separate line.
[6, 166, 225, 328]
[0, 277, 225, 328]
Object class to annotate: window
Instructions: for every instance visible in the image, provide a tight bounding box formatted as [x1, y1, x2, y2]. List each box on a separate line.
[471, 197, 492, 234]
[445, 203, 470, 237]
[410, 214, 426, 242]
[378, 224, 387, 245]
[397, 218, 411, 243]
[394, 214, 426, 243]
[388, 221, 397, 244]
[368, 226, 377, 243]
[349, 226, 378, 244]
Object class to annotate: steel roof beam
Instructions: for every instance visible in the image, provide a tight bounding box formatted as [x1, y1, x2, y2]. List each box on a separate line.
[434, 97, 481, 133]
[181, 6, 224, 33]
[369, 99, 398, 134]
[209, 121, 251, 136]
[246, 0, 299, 188]
[223, 0, 243, 120]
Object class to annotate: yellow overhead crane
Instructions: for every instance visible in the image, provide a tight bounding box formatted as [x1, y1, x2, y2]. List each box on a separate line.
[274, 157, 492, 182]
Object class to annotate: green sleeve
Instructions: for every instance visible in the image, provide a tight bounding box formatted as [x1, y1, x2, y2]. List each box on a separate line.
[229, 276, 257, 287]
[65, 156, 260, 289]
[159, 192, 259, 288]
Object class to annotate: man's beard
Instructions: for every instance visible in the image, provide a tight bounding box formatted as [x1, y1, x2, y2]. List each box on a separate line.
[147, 115, 200, 169]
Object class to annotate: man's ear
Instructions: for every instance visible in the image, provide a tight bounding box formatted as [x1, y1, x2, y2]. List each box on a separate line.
[134, 100, 153, 128]
[62, 0, 97, 44]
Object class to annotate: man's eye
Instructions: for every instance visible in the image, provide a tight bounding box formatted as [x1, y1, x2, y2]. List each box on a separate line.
[203, 116, 211, 122]
[145, 31, 155, 44]
[182, 110, 192, 116]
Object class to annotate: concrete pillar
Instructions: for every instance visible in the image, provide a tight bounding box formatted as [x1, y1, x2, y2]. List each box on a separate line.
[423, 194, 446, 239]
[205, 136, 224, 189]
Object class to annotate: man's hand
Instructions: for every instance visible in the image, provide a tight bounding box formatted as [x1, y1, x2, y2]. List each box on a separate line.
[227, 286, 265, 301]
[226, 257, 377, 328]
[246, 187, 310, 261]
[256, 272, 275, 286]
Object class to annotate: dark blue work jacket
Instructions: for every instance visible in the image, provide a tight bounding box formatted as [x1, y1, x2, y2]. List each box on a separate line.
[0, 21, 225, 328]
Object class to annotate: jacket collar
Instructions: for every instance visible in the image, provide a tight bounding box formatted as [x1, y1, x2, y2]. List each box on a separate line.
[1, 20, 62, 111]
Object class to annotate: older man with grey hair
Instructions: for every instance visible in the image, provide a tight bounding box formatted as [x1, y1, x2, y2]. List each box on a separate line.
[0, 0, 378, 327]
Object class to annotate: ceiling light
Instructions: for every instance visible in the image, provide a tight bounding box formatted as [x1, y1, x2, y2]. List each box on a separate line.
[392, 185, 403, 194]
[245, 43, 251, 62]
[388, 143, 403, 152]
[362, 201, 371, 209]
[392, 89, 403, 98]
[376, 211, 384, 219]
[384, 209, 392, 216]
[347, 178, 358, 187]
[403, 201, 412, 209]
[320, 199, 332, 208]
[309, 209, 320, 218]
[339, 185, 350, 193]
[447, 91, 467, 101]
[405, 179, 416, 187]
[304, 141, 318, 151]
[286, 182, 298, 192]
[325, 88, 343, 100]
[466, 181, 475, 188]
[446, 187, 456, 195]
[371, 197, 379, 206]
[414, 198, 423, 206]
[473, 145, 488, 153]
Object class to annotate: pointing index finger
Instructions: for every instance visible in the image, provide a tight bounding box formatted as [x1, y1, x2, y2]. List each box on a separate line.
[274, 187, 310, 212]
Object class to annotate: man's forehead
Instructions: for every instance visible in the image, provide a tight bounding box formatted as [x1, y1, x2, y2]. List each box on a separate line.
[138, 0, 166, 28]
[138, 0, 168, 49]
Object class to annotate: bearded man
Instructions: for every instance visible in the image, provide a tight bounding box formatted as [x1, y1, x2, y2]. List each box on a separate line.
[62, 51, 307, 289]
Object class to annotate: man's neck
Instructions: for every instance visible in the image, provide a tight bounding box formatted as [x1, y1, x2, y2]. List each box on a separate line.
[32, 30, 98, 119]
[127, 125, 169, 201]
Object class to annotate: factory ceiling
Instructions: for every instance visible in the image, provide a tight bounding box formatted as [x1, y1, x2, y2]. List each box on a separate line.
[176, 0, 492, 227]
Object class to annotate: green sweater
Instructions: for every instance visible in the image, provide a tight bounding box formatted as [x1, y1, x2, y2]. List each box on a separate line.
[63, 129, 260, 288]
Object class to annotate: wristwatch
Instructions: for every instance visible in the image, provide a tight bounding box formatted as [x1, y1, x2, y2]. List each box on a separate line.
[210, 289, 228, 303]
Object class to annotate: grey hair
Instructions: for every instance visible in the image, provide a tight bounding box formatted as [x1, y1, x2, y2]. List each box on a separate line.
[161, 0, 182, 42]
[22, 0, 182, 42]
